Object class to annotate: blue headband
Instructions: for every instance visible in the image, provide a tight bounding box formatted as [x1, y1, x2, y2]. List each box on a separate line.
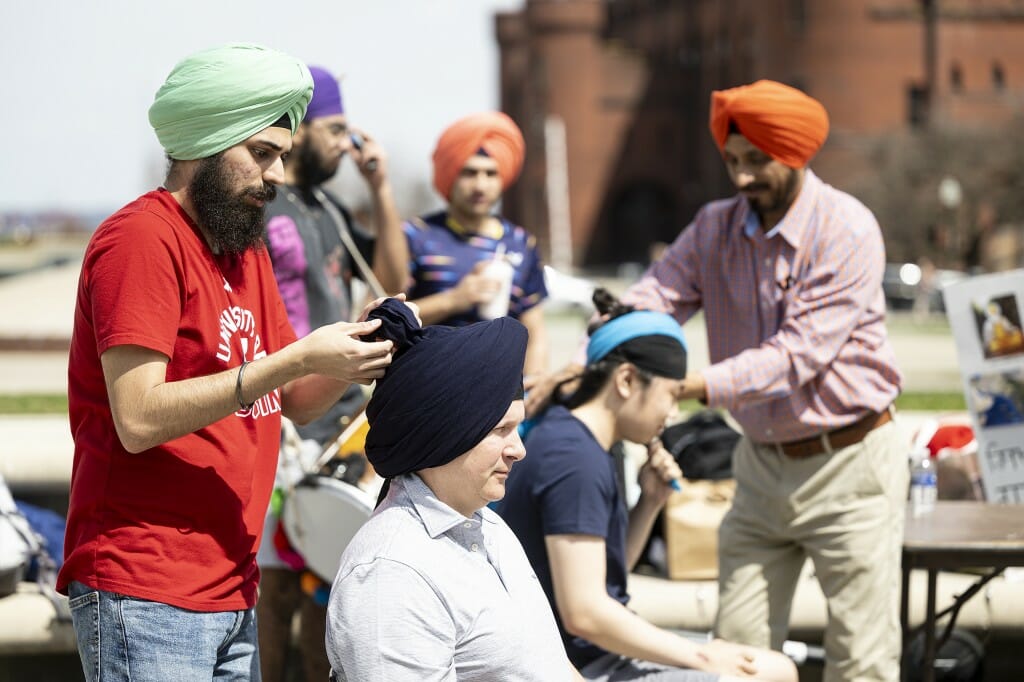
[586, 311, 687, 367]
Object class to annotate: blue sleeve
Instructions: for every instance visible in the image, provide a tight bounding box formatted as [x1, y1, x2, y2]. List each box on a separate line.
[535, 445, 615, 539]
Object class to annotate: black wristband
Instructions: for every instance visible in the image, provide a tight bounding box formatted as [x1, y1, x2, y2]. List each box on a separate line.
[236, 361, 254, 410]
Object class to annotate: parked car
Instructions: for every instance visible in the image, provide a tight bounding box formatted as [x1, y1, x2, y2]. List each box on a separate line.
[883, 262, 967, 313]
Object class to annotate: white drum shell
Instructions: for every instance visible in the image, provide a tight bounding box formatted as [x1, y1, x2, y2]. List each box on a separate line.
[281, 477, 374, 582]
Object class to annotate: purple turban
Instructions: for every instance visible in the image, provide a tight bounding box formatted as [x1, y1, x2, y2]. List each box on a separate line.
[304, 66, 345, 121]
[364, 299, 527, 479]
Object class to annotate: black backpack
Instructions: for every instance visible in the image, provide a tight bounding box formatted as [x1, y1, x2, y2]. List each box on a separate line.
[660, 410, 740, 481]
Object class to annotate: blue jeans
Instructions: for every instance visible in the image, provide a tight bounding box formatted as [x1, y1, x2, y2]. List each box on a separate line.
[68, 581, 261, 681]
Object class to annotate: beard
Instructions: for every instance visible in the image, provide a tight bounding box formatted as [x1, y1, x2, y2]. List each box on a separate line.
[295, 139, 341, 188]
[749, 168, 801, 215]
[189, 154, 276, 255]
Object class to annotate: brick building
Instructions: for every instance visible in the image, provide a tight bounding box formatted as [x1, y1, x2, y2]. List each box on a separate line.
[496, 0, 1024, 268]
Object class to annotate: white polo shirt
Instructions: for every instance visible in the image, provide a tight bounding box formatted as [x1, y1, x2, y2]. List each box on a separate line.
[326, 473, 572, 681]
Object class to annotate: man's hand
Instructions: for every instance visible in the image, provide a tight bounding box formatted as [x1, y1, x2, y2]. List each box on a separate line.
[678, 372, 708, 402]
[356, 293, 421, 327]
[524, 364, 583, 418]
[450, 261, 501, 311]
[300, 319, 393, 385]
[349, 127, 388, 189]
[637, 437, 683, 507]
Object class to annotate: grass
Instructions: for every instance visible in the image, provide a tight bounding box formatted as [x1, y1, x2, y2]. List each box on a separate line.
[895, 391, 966, 412]
[0, 393, 68, 414]
[885, 313, 954, 336]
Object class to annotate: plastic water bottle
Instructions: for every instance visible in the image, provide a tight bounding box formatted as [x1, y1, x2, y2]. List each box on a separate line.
[909, 448, 937, 517]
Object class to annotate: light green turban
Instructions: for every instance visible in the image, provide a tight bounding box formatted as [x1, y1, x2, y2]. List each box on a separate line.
[148, 43, 313, 160]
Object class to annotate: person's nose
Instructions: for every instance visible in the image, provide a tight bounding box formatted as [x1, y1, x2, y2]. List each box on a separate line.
[472, 171, 493, 191]
[505, 430, 526, 462]
[733, 168, 756, 189]
[264, 156, 286, 185]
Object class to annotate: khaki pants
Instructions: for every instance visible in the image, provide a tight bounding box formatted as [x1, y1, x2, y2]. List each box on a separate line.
[714, 421, 907, 682]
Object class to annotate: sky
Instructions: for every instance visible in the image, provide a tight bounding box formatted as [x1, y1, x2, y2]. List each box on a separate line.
[0, 0, 525, 217]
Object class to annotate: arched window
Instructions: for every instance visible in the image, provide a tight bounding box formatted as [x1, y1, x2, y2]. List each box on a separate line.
[992, 61, 1006, 91]
[950, 62, 963, 92]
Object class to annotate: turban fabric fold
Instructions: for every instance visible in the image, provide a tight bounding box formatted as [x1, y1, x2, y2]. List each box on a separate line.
[149, 43, 313, 160]
[432, 112, 525, 199]
[587, 311, 688, 380]
[305, 66, 344, 121]
[709, 80, 829, 168]
[364, 299, 527, 479]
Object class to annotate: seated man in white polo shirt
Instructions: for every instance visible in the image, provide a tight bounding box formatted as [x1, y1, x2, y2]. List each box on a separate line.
[325, 299, 579, 681]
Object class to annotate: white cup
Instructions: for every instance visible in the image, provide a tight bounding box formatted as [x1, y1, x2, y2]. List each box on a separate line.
[477, 257, 514, 320]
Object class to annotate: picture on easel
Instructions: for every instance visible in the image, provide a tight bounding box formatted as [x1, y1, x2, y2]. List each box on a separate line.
[972, 292, 1024, 359]
[967, 369, 1024, 428]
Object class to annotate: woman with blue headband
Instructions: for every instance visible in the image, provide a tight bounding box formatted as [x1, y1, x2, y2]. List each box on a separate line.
[498, 290, 797, 682]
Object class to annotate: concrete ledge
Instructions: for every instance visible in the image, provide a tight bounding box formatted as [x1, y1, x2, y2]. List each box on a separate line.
[629, 564, 1024, 639]
[0, 416, 72, 493]
[0, 584, 76, 655]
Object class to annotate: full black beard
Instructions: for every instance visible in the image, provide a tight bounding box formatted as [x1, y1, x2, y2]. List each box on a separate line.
[189, 154, 276, 255]
[295, 138, 339, 188]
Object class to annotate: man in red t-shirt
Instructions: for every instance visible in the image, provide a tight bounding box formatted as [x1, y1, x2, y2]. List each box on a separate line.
[59, 43, 398, 681]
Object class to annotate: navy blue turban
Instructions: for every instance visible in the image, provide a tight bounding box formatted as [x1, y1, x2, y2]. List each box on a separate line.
[364, 299, 528, 479]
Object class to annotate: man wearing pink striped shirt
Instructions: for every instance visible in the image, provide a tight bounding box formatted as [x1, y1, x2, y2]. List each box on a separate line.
[535, 81, 906, 681]
[637, 81, 906, 681]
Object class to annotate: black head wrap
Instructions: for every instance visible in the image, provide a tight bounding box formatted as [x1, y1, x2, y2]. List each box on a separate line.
[364, 299, 528, 480]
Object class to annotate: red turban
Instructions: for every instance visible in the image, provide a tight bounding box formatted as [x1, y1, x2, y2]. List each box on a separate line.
[709, 80, 829, 168]
[432, 111, 525, 199]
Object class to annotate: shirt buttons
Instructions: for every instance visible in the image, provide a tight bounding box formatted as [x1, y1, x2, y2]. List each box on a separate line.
[463, 522, 472, 529]
[471, 543, 479, 552]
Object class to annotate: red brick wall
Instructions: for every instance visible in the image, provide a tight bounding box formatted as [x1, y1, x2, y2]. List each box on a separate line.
[497, 0, 1024, 267]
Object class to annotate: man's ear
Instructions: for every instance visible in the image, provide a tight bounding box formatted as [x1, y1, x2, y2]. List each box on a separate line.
[291, 122, 308, 147]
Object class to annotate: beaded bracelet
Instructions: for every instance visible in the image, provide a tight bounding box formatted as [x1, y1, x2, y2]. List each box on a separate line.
[235, 361, 254, 410]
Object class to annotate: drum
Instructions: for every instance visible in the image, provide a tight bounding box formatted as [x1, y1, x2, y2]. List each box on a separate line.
[281, 475, 375, 583]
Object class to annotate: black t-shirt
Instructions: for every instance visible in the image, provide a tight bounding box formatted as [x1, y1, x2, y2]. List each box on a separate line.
[497, 405, 630, 669]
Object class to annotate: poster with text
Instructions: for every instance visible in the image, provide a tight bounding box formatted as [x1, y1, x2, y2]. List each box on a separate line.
[944, 270, 1024, 503]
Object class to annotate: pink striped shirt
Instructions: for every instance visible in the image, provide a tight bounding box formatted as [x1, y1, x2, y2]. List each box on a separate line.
[622, 170, 902, 443]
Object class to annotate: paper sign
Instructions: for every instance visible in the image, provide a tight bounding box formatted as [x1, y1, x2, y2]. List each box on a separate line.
[943, 270, 1024, 502]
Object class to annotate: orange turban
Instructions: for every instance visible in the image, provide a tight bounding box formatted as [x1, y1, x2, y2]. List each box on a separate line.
[432, 112, 525, 199]
[709, 80, 829, 168]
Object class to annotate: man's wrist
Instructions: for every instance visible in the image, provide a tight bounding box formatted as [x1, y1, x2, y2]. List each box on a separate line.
[370, 179, 393, 198]
[680, 372, 708, 402]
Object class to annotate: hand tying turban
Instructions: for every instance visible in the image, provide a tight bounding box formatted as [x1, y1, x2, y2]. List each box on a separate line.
[432, 112, 526, 199]
[149, 43, 313, 160]
[364, 299, 527, 479]
[709, 80, 829, 169]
